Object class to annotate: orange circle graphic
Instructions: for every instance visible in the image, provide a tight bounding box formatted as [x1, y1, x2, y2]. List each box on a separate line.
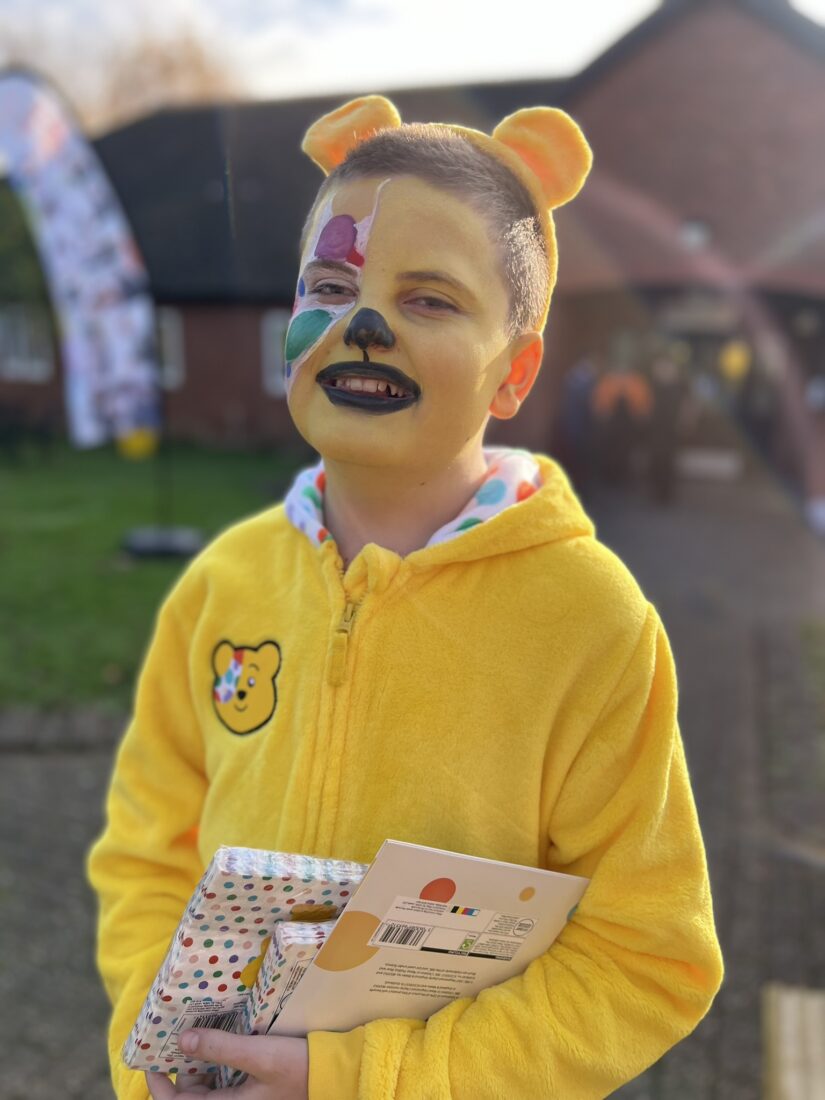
[420, 878, 457, 903]
[313, 910, 381, 972]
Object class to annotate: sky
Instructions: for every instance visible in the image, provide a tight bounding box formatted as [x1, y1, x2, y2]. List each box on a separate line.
[2, 0, 825, 102]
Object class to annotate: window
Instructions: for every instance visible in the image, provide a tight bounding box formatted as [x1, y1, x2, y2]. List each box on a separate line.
[156, 306, 185, 391]
[0, 303, 55, 383]
[261, 308, 291, 398]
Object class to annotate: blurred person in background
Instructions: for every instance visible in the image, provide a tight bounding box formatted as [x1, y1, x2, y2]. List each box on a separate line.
[646, 351, 690, 506]
[736, 358, 780, 462]
[592, 355, 653, 487]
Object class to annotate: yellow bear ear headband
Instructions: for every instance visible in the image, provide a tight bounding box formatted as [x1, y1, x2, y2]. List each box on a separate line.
[301, 94, 593, 325]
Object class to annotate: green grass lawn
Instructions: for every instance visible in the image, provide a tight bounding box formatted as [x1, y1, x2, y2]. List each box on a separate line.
[1, 444, 305, 710]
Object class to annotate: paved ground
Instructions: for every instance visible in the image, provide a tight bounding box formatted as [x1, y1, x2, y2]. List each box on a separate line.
[596, 467, 825, 1100]
[2, 457, 824, 1099]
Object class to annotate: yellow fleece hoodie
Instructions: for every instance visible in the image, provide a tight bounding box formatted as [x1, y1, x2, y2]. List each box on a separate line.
[88, 453, 722, 1099]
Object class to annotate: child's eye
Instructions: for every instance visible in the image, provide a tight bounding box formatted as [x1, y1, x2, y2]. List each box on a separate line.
[312, 280, 356, 298]
[407, 295, 458, 312]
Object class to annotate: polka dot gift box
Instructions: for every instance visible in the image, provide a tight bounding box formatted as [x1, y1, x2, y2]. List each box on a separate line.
[123, 846, 367, 1079]
[248, 919, 335, 1035]
[217, 920, 336, 1090]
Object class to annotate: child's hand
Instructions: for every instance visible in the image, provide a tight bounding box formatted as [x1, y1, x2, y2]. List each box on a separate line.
[145, 1070, 214, 1094]
[144, 1030, 309, 1098]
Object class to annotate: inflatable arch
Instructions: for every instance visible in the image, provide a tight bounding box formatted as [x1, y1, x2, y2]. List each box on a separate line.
[0, 69, 159, 449]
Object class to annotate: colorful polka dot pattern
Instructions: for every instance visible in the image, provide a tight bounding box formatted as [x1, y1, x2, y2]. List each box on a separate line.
[123, 846, 367, 1075]
[429, 448, 541, 543]
[283, 447, 543, 553]
[217, 920, 337, 1089]
[284, 467, 332, 547]
[246, 919, 335, 1037]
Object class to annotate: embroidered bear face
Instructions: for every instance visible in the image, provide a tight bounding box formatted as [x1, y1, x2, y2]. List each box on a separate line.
[212, 641, 281, 735]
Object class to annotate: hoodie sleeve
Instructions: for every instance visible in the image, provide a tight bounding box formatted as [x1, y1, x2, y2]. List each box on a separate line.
[307, 604, 723, 1099]
[87, 584, 207, 1100]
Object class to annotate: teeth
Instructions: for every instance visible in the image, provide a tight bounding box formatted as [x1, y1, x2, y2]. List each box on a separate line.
[330, 375, 411, 397]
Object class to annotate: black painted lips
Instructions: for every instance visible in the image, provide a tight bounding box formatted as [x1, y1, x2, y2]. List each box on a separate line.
[315, 361, 421, 415]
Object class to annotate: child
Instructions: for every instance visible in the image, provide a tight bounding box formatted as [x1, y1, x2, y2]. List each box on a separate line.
[89, 95, 723, 1099]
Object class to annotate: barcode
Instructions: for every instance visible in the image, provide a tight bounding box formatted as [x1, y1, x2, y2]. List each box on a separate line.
[185, 1010, 241, 1033]
[377, 921, 428, 947]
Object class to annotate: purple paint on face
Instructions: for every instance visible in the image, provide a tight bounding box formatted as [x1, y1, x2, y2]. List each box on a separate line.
[315, 215, 357, 261]
[284, 181, 389, 391]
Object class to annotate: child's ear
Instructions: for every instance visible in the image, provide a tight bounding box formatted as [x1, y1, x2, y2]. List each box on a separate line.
[489, 334, 543, 421]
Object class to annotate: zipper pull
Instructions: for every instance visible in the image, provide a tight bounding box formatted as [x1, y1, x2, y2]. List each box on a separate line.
[328, 601, 357, 686]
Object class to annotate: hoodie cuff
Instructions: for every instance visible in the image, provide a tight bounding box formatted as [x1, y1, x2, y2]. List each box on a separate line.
[308, 1026, 366, 1100]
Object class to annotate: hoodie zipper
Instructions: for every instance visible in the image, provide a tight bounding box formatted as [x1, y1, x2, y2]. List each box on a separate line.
[327, 600, 358, 686]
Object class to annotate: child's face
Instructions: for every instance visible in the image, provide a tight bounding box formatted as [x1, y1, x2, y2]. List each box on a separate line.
[286, 174, 519, 474]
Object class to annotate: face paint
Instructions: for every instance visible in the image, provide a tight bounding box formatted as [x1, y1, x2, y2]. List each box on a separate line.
[284, 182, 388, 389]
[286, 174, 522, 476]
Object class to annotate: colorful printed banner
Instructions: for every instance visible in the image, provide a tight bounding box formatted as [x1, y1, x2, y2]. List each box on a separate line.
[0, 69, 160, 448]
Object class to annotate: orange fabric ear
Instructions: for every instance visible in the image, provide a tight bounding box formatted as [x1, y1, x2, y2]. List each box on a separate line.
[301, 95, 402, 175]
[492, 108, 593, 210]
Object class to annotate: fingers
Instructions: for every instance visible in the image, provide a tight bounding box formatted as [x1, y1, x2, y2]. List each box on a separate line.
[144, 1070, 212, 1097]
[179, 1029, 280, 1079]
[145, 1072, 176, 1100]
[175, 1072, 215, 1092]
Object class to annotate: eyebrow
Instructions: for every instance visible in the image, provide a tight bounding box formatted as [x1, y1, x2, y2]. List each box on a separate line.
[302, 259, 356, 278]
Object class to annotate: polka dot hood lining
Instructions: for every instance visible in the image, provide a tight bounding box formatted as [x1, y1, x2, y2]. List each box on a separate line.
[283, 447, 543, 551]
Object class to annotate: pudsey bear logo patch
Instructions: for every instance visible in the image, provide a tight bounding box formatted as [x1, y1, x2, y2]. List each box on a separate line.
[212, 640, 282, 735]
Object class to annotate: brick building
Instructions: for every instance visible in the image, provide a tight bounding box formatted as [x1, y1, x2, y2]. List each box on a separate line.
[3, 0, 825, 516]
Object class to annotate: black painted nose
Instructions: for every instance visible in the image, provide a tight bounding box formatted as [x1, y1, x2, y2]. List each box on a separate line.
[237, 690, 247, 700]
[343, 308, 396, 355]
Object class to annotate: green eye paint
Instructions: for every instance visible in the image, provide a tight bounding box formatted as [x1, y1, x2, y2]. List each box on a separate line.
[284, 179, 390, 388]
[285, 309, 335, 368]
